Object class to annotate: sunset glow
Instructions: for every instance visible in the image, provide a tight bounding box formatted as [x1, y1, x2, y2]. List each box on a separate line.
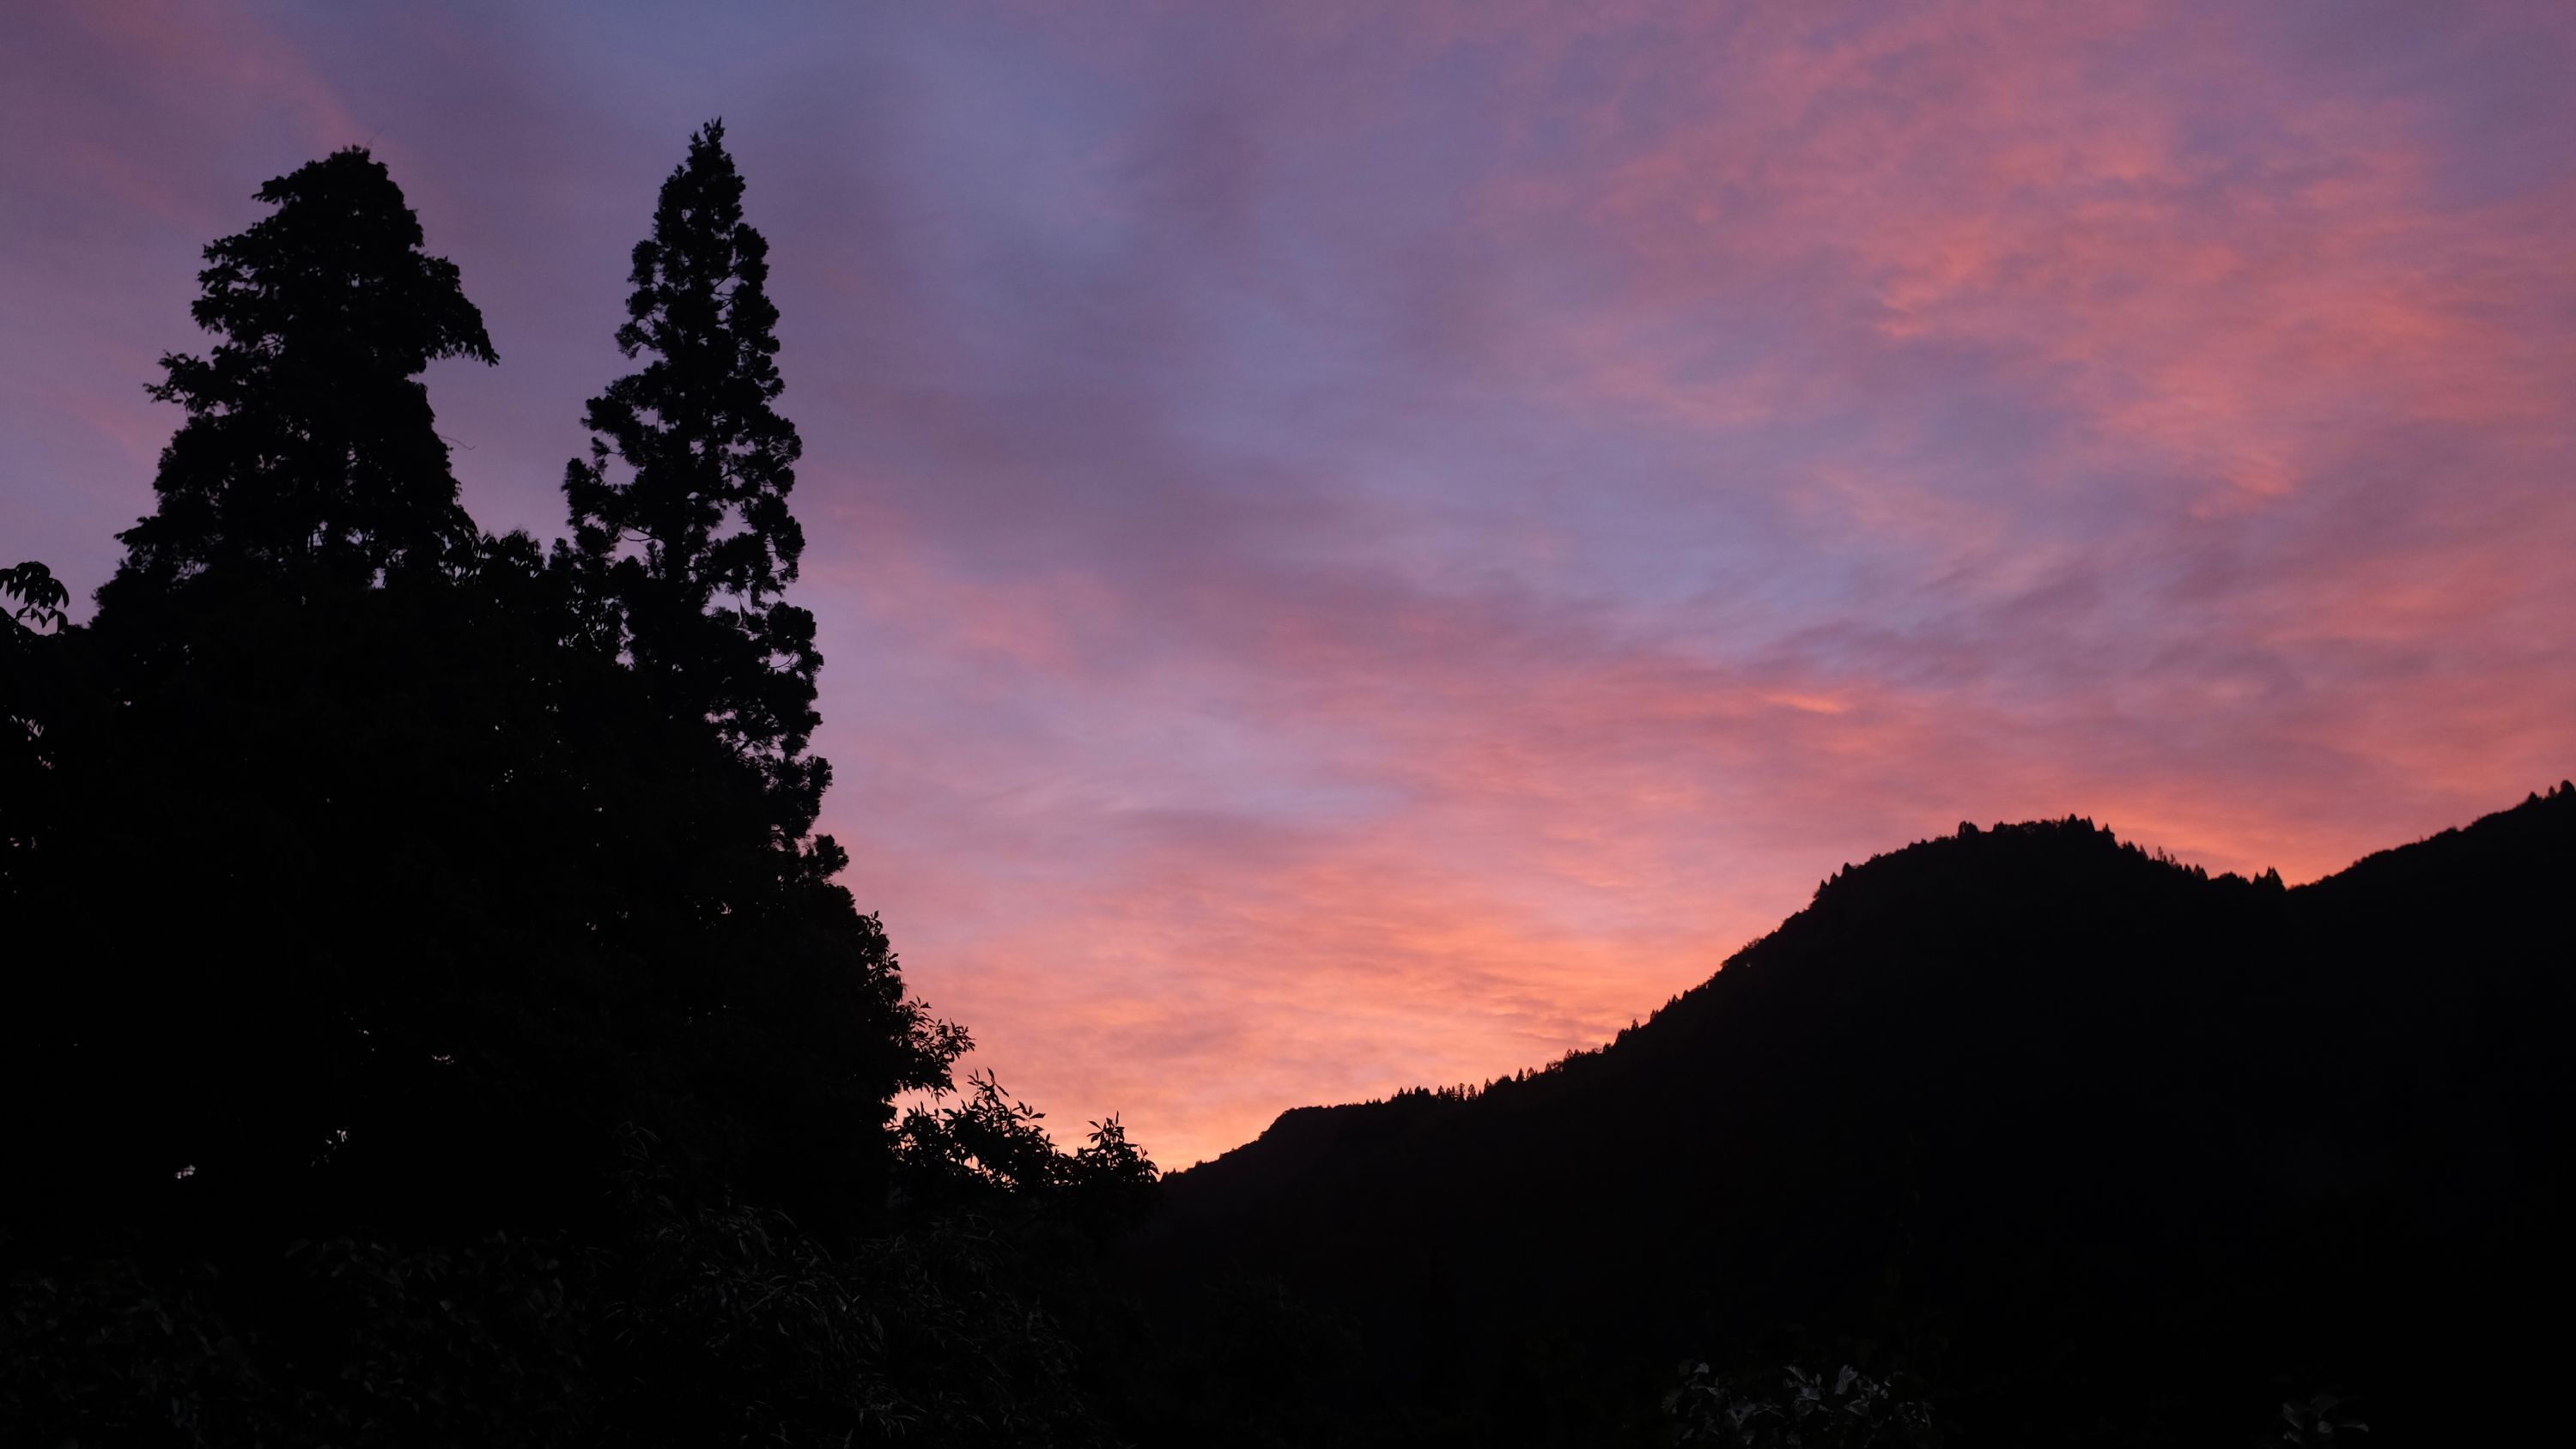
[5, 0, 2572, 1166]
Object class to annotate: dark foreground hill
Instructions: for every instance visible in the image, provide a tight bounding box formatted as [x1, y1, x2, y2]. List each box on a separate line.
[1139, 786, 2576, 1446]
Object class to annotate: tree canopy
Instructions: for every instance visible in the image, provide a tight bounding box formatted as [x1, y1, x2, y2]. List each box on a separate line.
[108, 149, 495, 603]
[564, 119, 829, 850]
[3, 128, 1157, 1448]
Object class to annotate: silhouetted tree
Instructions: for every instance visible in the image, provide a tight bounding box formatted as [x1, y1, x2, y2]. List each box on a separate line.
[105, 149, 494, 608]
[563, 120, 829, 851]
[3, 136, 1169, 1449]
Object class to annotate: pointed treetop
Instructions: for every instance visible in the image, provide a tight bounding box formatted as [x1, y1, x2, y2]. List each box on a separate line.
[572, 118, 802, 605]
[565, 121, 826, 847]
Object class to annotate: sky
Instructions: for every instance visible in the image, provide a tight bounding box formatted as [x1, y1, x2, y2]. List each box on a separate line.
[5, 0, 2573, 1167]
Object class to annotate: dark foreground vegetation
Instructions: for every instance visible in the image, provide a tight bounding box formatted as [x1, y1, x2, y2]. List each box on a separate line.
[3, 127, 1152, 1446]
[5, 130, 2567, 1446]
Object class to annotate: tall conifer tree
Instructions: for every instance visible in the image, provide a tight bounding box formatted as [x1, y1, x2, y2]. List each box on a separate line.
[565, 120, 828, 846]
[108, 149, 494, 603]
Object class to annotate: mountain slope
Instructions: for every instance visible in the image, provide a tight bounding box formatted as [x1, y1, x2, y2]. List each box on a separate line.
[1142, 786, 2576, 1446]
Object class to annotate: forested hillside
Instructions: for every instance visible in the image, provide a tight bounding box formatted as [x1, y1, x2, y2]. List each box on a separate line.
[1148, 790, 2576, 1446]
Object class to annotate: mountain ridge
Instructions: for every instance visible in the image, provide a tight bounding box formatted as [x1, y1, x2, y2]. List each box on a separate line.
[1180, 789, 2569, 1184]
[1139, 785, 2576, 1446]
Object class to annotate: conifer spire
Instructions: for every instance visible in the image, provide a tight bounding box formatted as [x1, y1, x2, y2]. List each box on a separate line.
[565, 120, 828, 846]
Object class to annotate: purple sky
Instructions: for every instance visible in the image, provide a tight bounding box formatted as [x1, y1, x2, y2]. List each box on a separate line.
[6, 0, 2573, 1166]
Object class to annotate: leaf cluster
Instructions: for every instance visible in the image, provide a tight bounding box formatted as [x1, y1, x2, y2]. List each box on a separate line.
[1667, 1362, 1939, 1448]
